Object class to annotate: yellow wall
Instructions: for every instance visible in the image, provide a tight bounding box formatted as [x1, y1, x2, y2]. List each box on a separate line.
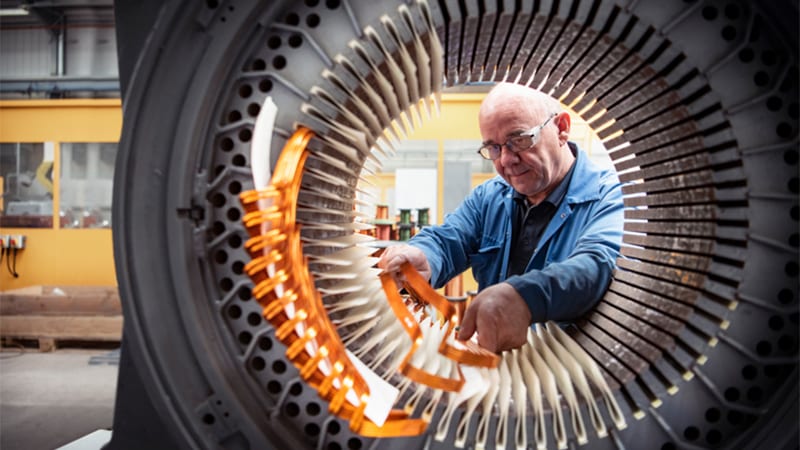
[0, 95, 600, 292]
[0, 99, 121, 290]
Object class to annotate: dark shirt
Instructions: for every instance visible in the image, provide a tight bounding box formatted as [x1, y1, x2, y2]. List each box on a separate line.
[506, 162, 576, 277]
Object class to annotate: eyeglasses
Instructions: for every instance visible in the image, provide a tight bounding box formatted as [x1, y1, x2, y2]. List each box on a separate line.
[477, 113, 558, 160]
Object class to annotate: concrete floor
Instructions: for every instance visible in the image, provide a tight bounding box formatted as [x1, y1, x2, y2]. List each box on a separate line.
[0, 347, 119, 450]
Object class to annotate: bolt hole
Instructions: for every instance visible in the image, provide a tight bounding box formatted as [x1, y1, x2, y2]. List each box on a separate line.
[227, 304, 242, 319]
[788, 177, 799, 194]
[251, 356, 265, 371]
[247, 103, 261, 117]
[238, 128, 252, 143]
[290, 383, 303, 396]
[273, 55, 287, 70]
[767, 96, 783, 111]
[721, 25, 737, 41]
[738, 48, 754, 62]
[238, 331, 252, 345]
[705, 407, 721, 423]
[754, 71, 770, 87]
[267, 380, 282, 394]
[786, 261, 799, 277]
[756, 341, 772, 356]
[724, 387, 741, 402]
[307, 402, 321, 416]
[267, 36, 281, 49]
[239, 84, 252, 98]
[212, 220, 225, 235]
[228, 181, 242, 195]
[777, 122, 794, 139]
[286, 402, 300, 417]
[285, 13, 300, 26]
[202, 413, 215, 424]
[702, 6, 718, 20]
[289, 34, 303, 47]
[259, 336, 273, 351]
[272, 360, 287, 374]
[251, 59, 266, 71]
[741, 364, 758, 380]
[220, 137, 234, 152]
[328, 421, 341, 435]
[259, 78, 273, 93]
[307, 13, 320, 28]
[785, 150, 799, 165]
[227, 110, 242, 123]
[210, 192, 226, 207]
[305, 423, 321, 436]
[247, 312, 262, 326]
[226, 207, 241, 222]
[232, 154, 246, 167]
[684, 426, 700, 441]
[232, 261, 244, 275]
[778, 288, 796, 304]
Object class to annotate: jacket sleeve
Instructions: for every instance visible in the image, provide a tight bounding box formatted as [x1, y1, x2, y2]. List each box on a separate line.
[505, 176, 624, 322]
[407, 181, 492, 288]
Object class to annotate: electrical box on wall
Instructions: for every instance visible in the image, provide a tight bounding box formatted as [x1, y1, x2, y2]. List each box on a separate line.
[9, 235, 25, 249]
[0, 235, 25, 249]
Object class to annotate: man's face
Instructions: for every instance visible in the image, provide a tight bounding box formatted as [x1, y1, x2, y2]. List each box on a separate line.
[480, 105, 566, 203]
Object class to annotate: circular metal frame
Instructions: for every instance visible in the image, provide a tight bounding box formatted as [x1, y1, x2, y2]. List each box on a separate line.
[113, 0, 798, 448]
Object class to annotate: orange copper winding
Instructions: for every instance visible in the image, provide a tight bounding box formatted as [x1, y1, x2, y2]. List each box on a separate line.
[398, 262, 501, 370]
[239, 127, 427, 438]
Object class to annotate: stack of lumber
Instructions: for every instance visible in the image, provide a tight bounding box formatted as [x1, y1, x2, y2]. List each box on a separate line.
[0, 286, 122, 351]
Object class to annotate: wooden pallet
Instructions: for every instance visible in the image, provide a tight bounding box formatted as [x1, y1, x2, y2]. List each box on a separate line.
[0, 286, 123, 352]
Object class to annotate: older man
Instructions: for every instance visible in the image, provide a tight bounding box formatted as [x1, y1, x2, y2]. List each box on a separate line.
[378, 82, 624, 352]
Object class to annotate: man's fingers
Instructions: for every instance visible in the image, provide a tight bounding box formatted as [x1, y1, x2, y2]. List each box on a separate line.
[476, 325, 498, 353]
[377, 248, 404, 271]
[456, 302, 477, 341]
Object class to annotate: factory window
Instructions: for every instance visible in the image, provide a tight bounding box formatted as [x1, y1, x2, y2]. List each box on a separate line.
[60, 143, 117, 228]
[0, 142, 54, 228]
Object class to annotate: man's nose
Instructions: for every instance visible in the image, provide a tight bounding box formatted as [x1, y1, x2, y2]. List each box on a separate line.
[499, 144, 518, 164]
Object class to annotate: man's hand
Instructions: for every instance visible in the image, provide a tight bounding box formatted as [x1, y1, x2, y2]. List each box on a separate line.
[377, 244, 432, 283]
[457, 282, 532, 352]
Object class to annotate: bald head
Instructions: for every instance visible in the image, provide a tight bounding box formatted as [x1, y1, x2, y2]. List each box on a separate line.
[479, 83, 561, 127]
[477, 82, 574, 205]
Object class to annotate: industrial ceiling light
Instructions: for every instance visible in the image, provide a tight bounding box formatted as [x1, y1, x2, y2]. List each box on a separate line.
[0, 7, 28, 15]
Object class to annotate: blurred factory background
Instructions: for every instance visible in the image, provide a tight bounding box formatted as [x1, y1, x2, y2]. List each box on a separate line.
[0, 0, 610, 292]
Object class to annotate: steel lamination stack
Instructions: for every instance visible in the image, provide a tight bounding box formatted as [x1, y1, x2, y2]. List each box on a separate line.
[110, 1, 798, 449]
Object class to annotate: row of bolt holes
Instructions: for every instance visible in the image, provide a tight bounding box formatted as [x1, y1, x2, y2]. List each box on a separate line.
[199, 384, 364, 450]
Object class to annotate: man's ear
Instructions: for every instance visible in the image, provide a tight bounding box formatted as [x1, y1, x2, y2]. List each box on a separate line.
[556, 112, 571, 143]
[556, 112, 571, 131]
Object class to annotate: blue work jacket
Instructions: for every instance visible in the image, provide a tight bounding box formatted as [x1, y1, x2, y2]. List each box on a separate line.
[410, 143, 624, 322]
